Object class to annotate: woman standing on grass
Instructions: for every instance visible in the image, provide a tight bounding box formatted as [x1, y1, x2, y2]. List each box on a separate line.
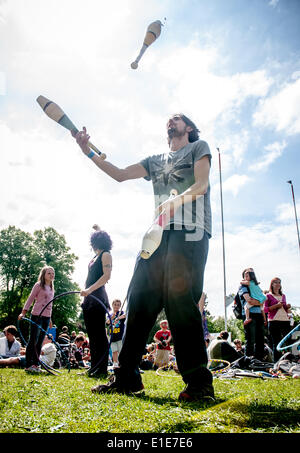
[18, 266, 55, 373]
[264, 277, 291, 362]
[80, 226, 112, 377]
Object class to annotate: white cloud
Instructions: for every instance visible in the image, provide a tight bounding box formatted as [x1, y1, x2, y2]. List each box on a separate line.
[291, 71, 300, 80]
[157, 44, 273, 127]
[222, 174, 252, 197]
[253, 79, 300, 135]
[0, 119, 154, 261]
[249, 140, 287, 172]
[212, 130, 250, 176]
[276, 201, 300, 223]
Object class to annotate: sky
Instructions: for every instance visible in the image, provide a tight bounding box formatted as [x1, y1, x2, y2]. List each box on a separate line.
[1, 0, 300, 320]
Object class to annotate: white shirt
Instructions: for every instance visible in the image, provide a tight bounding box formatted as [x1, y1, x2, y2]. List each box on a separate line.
[0, 336, 21, 358]
[40, 343, 56, 366]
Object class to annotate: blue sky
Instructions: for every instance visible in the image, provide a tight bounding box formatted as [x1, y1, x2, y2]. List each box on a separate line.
[0, 0, 300, 318]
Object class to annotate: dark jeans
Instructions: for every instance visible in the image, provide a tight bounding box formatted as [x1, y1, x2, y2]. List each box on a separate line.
[26, 315, 50, 367]
[82, 295, 109, 374]
[268, 321, 291, 362]
[119, 228, 212, 387]
[244, 312, 265, 360]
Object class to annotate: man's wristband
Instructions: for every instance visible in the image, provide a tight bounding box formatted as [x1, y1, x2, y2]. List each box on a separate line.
[87, 150, 95, 159]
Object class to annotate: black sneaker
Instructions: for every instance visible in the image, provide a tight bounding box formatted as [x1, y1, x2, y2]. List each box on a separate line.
[178, 383, 215, 402]
[91, 369, 144, 395]
[88, 368, 108, 378]
[89, 372, 108, 379]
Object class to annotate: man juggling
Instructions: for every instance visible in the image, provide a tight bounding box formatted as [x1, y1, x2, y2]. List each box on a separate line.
[72, 113, 214, 402]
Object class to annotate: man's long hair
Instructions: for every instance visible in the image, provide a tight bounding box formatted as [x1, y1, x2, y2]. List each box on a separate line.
[180, 114, 200, 143]
[167, 114, 200, 146]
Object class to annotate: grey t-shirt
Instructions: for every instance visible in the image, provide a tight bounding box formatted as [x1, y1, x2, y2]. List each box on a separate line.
[140, 140, 212, 236]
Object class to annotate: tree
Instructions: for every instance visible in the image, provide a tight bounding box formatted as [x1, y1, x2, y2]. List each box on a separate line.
[205, 314, 245, 342]
[0, 226, 81, 330]
[200, 293, 245, 341]
[147, 309, 167, 344]
[0, 226, 41, 325]
[226, 317, 245, 342]
[291, 307, 300, 325]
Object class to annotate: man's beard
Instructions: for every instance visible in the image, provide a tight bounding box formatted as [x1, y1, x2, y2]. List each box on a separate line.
[167, 125, 187, 140]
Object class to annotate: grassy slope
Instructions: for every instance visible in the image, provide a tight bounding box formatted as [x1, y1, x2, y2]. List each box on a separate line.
[0, 369, 299, 433]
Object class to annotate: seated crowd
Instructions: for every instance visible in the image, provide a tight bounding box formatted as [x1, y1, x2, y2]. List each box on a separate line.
[0, 325, 92, 370]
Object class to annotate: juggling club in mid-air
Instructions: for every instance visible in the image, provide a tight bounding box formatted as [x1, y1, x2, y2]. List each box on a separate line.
[131, 20, 163, 69]
[36, 95, 106, 160]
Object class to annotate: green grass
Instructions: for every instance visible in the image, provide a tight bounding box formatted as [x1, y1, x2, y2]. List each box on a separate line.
[0, 368, 299, 433]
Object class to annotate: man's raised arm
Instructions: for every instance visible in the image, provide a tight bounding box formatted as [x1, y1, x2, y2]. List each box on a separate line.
[72, 127, 148, 182]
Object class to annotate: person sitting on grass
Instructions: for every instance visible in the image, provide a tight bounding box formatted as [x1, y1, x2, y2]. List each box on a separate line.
[57, 332, 70, 345]
[39, 335, 56, 368]
[0, 325, 21, 359]
[208, 331, 241, 364]
[70, 335, 90, 368]
[70, 331, 77, 343]
[233, 339, 244, 356]
[0, 354, 26, 368]
[59, 326, 70, 339]
[0, 335, 58, 369]
[0, 341, 26, 368]
[139, 343, 156, 370]
[78, 331, 90, 351]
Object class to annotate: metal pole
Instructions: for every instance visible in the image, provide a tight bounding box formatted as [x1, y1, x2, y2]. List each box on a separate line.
[217, 148, 227, 331]
[287, 180, 300, 254]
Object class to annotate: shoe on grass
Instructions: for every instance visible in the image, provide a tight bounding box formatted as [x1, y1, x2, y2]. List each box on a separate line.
[178, 383, 215, 402]
[87, 367, 108, 378]
[25, 365, 42, 373]
[91, 369, 144, 395]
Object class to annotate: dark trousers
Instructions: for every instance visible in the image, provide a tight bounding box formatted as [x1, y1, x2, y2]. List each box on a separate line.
[83, 298, 108, 374]
[244, 312, 265, 360]
[119, 228, 212, 387]
[268, 321, 291, 362]
[26, 315, 50, 367]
